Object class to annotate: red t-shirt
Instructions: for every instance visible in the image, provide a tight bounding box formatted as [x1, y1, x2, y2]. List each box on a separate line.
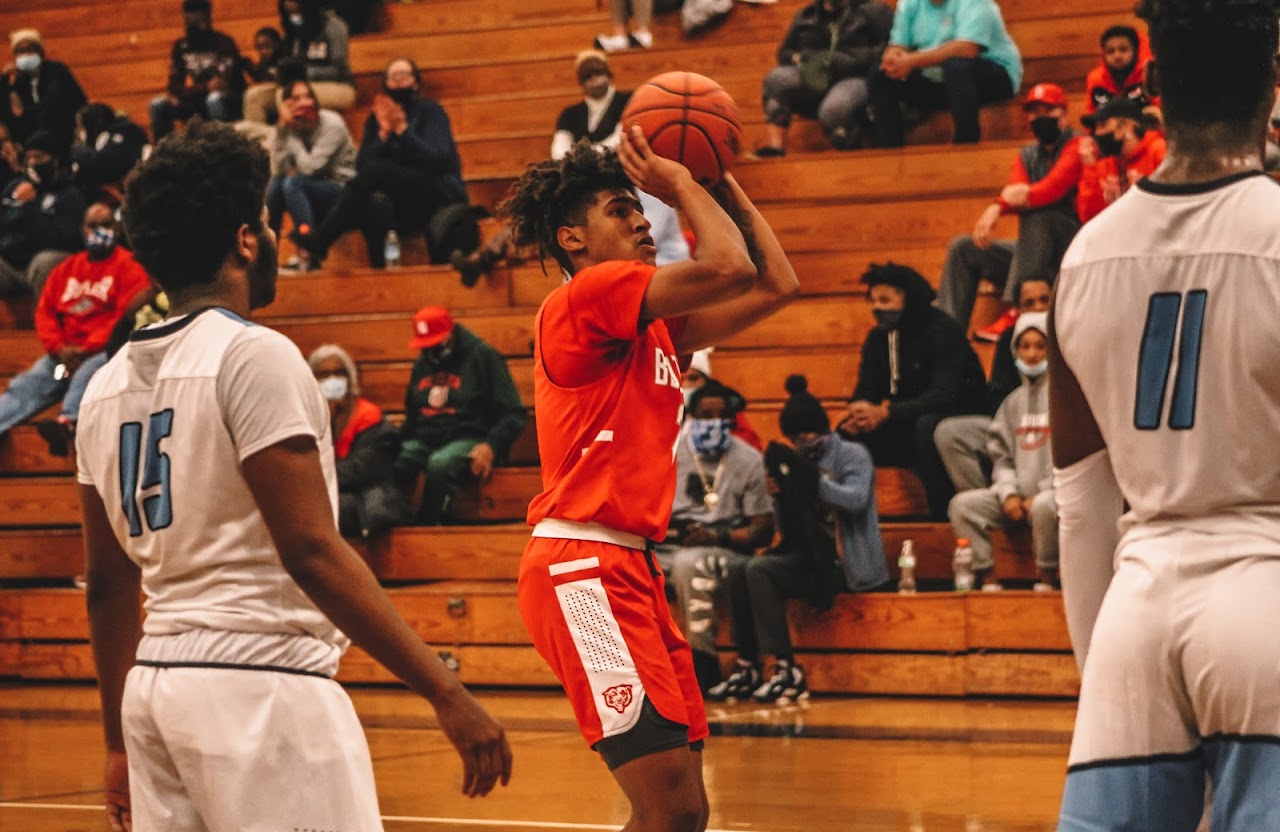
[34, 247, 152, 355]
[526, 261, 686, 541]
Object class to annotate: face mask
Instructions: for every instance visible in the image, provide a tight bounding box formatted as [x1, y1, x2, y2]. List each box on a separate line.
[289, 13, 305, 26]
[794, 434, 832, 461]
[1030, 116, 1062, 146]
[14, 54, 40, 74]
[689, 418, 734, 458]
[1015, 358, 1048, 379]
[318, 375, 349, 402]
[1094, 131, 1124, 158]
[387, 87, 417, 108]
[423, 341, 454, 366]
[873, 308, 903, 330]
[85, 227, 116, 258]
[293, 103, 318, 123]
[26, 161, 54, 185]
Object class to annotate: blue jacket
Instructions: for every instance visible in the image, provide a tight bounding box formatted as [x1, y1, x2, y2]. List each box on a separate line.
[357, 98, 467, 205]
[818, 435, 889, 591]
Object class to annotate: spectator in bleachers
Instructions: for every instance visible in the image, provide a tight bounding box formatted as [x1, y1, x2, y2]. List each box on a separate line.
[0, 131, 85, 297]
[935, 276, 1049, 493]
[394, 306, 528, 524]
[709, 374, 887, 704]
[948, 311, 1056, 591]
[756, 0, 894, 157]
[71, 104, 149, 208]
[867, 0, 1021, 147]
[681, 347, 763, 450]
[299, 58, 467, 269]
[150, 0, 247, 141]
[840, 263, 986, 521]
[308, 344, 405, 538]
[658, 380, 774, 691]
[0, 204, 150, 442]
[1, 29, 87, 162]
[248, 27, 284, 85]
[244, 1, 356, 125]
[1084, 25, 1153, 119]
[937, 83, 1081, 336]
[1076, 96, 1166, 223]
[0, 123, 21, 177]
[594, 0, 654, 53]
[266, 79, 356, 272]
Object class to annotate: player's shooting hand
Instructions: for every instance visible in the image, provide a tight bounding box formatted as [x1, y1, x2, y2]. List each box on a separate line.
[105, 749, 132, 832]
[1002, 495, 1026, 523]
[435, 686, 513, 798]
[469, 442, 495, 481]
[619, 124, 694, 206]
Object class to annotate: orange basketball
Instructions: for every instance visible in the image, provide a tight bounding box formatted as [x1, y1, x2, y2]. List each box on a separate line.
[621, 71, 743, 186]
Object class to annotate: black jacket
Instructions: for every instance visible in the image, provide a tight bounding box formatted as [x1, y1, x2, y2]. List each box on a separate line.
[166, 29, 246, 103]
[0, 174, 85, 268]
[357, 97, 467, 205]
[72, 115, 149, 194]
[0, 61, 87, 160]
[852, 269, 987, 424]
[337, 417, 404, 537]
[776, 0, 894, 82]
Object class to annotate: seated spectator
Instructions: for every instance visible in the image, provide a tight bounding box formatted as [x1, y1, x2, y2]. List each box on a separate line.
[0, 204, 150, 443]
[840, 263, 986, 520]
[1, 29, 87, 162]
[936, 276, 1050, 493]
[247, 27, 284, 86]
[937, 84, 1081, 335]
[393, 306, 528, 524]
[948, 311, 1057, 590]
[150, 0, 247, 141]
[868, 0, 1022, 146]
[299, 58, 467, 269]
[71, 104, 149, 207]
[594, 0, 654, 52]
[0, 131, 86, 296]
[308, 344, 404, 538]
[1076, 97, 1166, 223]
[681, 348, 763, 450]
[267, 79, 356, 272]
[1084, 25, 1154, 118]
[244, 1, 356, 125]
[757, 0, 893, 156]
[0, 122, 23, 177]
[656, 381, 774, 691]
[709, 375, 888, 704]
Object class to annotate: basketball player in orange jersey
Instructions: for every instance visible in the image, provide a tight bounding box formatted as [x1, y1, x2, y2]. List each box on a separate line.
[501, 129, 798, 831]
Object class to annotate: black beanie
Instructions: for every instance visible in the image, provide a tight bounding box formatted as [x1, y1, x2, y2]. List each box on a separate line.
[779, 375, 829, 436]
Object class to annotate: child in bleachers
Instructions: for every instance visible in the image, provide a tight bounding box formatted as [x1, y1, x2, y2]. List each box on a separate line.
[1083, 25, 1155, 118]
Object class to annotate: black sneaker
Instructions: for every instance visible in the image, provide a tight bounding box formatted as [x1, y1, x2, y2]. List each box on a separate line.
[751, 662, 809, 704]
[705, 662, 760, 702]
[754, 145, 786, 158]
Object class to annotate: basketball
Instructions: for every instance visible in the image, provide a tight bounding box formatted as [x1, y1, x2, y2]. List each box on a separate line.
[621, 71, 743, 186]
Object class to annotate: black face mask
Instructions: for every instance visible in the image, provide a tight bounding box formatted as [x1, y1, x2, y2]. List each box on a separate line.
[873, 308, 903, 330]
[1030, 116, 1063, 146]
[1094, 131, 1124, 158]
[386, 87, 417, 109]
[422, 341, 454, 366]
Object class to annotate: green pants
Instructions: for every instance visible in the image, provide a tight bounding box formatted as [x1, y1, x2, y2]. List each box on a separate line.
[395, 438, 479, 523]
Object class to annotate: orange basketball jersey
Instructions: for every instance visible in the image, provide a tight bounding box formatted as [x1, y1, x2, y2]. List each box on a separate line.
[526, 261, 686, 541]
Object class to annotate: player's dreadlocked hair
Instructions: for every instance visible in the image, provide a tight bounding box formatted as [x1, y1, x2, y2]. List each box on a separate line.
[123, 119, 270, 293]
[1136, 0, 1278, 130]
[500, 141, 634, 274]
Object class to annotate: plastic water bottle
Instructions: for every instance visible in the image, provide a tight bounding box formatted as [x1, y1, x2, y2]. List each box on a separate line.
[384, 230, 401, 269]
[897, 540, 917, 595]
[953, 538, 975, 592]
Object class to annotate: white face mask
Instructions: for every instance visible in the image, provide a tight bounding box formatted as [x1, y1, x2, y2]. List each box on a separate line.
[318, 375, 349, 402]
[1015, 358, 1048, 379]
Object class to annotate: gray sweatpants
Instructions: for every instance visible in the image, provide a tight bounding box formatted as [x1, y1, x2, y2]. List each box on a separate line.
[948, 488, 1059, 570]
[763, 65, 870, 148]
[935, 414, 993, 493]
[656, 545, 747, 658]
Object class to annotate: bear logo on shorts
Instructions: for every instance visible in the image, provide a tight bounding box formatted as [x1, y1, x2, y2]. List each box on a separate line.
[602, 684, 634, 714]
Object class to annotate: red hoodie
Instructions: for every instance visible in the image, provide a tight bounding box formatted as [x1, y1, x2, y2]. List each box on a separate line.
[1076, 130, 1167, 223]
[34, 246, 152, 356]
[1085, 33, 1158, 115]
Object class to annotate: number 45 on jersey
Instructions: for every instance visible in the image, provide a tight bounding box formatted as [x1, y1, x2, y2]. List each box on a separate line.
[119, 409, 174, 537]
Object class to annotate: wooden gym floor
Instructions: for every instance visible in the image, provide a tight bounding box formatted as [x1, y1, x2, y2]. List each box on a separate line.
[0, 684, 1076, 831]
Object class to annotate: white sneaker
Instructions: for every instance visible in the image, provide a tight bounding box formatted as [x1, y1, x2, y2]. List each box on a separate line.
[981, 581, 1005, 592]
[1033, 582, 1057, 593]
[594, 33, 630, 52]
[630, 30, 653, 48]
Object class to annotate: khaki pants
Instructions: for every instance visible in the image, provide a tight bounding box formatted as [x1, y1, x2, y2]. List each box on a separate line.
[242, 81, 357, 123]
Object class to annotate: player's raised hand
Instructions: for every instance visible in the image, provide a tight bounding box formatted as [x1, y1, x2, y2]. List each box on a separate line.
[105, 749, 132, 832]
[619, 124, 694, 206]
[435, 686, 513, 798]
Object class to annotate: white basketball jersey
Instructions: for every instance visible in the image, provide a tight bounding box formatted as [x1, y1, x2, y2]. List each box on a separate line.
[76, 307, 348, 670]
[1055, 171, 1280, 553]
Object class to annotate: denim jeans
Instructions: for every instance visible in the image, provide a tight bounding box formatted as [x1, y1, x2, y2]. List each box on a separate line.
[267, 174, 344, 234]
[0, 350, 109, 435]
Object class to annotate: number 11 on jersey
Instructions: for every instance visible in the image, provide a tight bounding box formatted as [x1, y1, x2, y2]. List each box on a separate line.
[119, 409, 175, 537]
[1135, 290, 1207, 431]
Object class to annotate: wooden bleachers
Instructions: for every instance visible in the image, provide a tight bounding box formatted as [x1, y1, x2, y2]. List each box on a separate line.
[0, 0, 1129, 697]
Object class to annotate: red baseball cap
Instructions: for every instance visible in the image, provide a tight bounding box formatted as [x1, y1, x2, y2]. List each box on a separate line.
[1023, 83, 1069, 110]
[408, 306, 454, 349]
